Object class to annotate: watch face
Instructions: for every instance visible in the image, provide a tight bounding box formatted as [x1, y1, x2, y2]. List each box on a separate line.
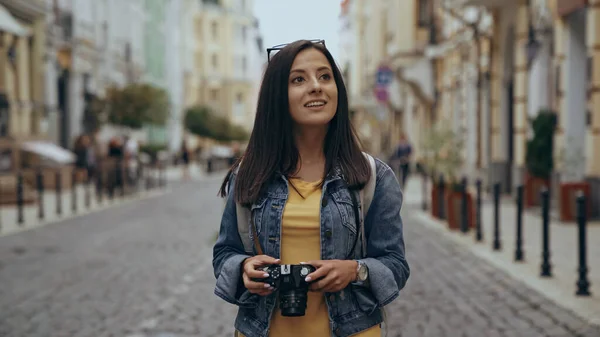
[358, 264, 368, 281]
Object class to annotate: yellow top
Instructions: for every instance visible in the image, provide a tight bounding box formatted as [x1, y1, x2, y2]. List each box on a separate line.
[239, 178, 381, 337]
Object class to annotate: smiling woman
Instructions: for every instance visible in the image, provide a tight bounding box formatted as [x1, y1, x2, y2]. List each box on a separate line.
[213, 40, 410, 337]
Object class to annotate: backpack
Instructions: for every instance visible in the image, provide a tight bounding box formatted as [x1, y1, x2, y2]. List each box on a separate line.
[235, 153, 377, 256]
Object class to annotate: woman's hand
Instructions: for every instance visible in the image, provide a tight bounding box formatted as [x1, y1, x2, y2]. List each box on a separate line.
[242, 255, 280, 296]
[303, 260, 358, 293]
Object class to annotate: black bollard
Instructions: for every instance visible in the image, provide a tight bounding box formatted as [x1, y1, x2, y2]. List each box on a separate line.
[96, 167, 103, 204]
[119, 161, 125, 197]
[575, 192, 591, 296]
[540, 188, 552, 277]
[71, 169, 77, 213]
[56, 171, 62, 216]
[16, 173, 24, 225]
[438, 175, 446, 219]
[36, 170, 44, 220]
[460, 177, 468, 233]
[421, 172, 428, 211]
[493, 182, 501, 251]
[515, 185, 525, 261]
[85, 175, 91, 209]
[475, 179, 483, 242]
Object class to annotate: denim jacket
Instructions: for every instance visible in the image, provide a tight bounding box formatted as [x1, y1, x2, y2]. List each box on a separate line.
[212, 158, 410, 337]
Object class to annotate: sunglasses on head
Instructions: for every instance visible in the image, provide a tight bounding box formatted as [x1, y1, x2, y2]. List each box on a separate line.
[266, 39, 326, 62]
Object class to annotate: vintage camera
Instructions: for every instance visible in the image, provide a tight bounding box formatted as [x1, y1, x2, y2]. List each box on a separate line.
[254, 264, 316, 317]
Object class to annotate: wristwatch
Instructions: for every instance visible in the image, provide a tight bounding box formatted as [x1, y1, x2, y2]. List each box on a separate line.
[353, 260, 369, 286]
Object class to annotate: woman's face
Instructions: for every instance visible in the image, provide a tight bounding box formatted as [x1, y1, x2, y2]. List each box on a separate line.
[288, 48, 338, 128]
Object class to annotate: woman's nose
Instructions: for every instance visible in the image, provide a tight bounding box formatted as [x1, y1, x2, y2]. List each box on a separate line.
[309, 77, 322, 93]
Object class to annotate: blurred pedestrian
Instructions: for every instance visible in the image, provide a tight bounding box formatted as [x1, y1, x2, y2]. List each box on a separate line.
[392, 133, 412, 189]
[181, 140, 190, 180]
[213, 40, 409, 337]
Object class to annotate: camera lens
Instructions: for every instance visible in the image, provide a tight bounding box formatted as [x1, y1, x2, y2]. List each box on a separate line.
[279, 290, 308, 317]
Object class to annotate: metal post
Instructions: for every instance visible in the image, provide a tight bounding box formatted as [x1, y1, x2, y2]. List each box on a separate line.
[493, 182, 501, 251]
[37, 170, 44, 220]
[421, 172, 428, 211]
[515, 185, 524, 261]
[540, 188, 552, 277]
[85, 175, 91, 209]
[16, 173, 24, 225]
[55, 171, 62, 216]
[71, 169, 77, 213]
[575, 192, 590, 296]
[460, 177, 468, 233]
[475, 179, 483, 242]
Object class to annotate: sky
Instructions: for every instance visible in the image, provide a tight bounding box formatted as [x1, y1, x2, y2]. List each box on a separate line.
[253, 0, 342, 60]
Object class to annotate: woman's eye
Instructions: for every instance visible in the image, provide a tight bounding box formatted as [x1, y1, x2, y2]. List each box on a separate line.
[291, 77, 305, 84]
[320, 73, 332, 80]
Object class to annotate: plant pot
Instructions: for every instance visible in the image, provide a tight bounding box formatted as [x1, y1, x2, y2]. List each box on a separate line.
[525, 171, 550, 208]
[559, 182, 591, 222]
[444, 189, 475, 230]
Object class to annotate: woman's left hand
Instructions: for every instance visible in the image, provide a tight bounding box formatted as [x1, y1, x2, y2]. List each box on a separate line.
[302, 260, 358, 293]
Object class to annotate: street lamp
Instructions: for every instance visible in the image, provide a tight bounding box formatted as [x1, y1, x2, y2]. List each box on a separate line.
[525, 24, 541, 68]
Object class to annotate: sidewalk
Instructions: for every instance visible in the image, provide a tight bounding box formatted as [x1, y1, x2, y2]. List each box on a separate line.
[402, 177, 600, 327]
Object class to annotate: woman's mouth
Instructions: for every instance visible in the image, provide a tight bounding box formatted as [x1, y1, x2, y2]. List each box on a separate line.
[304, 100, 327, 110]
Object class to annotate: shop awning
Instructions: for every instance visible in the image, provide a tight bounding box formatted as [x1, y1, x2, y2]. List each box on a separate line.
[21, 141, 75, 164]
[0, 4, 30, 36]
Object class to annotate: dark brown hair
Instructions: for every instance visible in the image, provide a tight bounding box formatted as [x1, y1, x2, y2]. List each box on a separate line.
[219, 40, 370, 206]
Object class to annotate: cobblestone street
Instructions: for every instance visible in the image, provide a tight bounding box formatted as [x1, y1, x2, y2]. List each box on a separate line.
[0, 175, 598, 337]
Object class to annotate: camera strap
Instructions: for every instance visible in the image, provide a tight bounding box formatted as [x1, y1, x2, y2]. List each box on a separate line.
[250, 216, 264, 255]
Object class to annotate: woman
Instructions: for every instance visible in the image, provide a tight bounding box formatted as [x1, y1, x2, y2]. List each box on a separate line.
[213, 40, 409, 337]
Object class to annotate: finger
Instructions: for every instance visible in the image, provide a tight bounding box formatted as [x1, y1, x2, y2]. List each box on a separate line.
[245, 268, 270, 279]
[302, 260, 324, 268]
[243, 273, 272, 292]
[322, 278, 347, 293]
[305, 264, 330, 282]
[256, 255, 281, 265]
[310, 274, 336, 292]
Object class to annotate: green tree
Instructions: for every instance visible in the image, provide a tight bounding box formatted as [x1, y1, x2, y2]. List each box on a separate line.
[105, 83, 170, 129]
[184, 105, 249, 141]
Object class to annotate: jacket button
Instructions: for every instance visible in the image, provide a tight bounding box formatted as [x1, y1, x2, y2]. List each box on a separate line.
[321, 198, 328, 207]
[335, 328, 341, 336]
[329, 294, 335, 302]
[325, 230, 332, 238]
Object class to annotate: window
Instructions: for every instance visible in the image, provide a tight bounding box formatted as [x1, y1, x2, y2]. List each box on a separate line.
[210, 89, 219, 101]
[418, 0, 430, 27]
[212, 53, 218, 68]
[211, 21, 218, 40]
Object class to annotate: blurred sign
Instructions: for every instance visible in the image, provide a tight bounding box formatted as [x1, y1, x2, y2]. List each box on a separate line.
[376, 65, 393, 86]
[374, 86, 389, 103]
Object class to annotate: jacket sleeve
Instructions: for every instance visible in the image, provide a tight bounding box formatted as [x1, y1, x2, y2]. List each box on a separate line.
[212, 174, 257, 307]
[361, 159, 410, 306]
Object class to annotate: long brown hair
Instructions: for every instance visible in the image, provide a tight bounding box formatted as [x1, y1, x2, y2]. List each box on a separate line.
[219, 40, 370, 206]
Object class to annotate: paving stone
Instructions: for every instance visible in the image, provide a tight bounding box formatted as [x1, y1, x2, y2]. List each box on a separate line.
[0, 177, 598, 336]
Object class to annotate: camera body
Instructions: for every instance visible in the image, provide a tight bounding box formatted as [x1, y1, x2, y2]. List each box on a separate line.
[254, 264, 316, 317]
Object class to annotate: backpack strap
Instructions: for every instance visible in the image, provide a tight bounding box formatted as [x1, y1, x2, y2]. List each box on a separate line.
[359, 152, 377, 258]
[232, 164, 256, 255]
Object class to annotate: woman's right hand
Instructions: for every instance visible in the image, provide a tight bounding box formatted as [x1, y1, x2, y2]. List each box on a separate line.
[242, 255, 280, 296]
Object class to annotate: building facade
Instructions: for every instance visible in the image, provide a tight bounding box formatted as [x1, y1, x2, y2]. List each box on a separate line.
[341, 0, 600, 217]
[0, 0, 47, 172]
[192, 0, 264, 131]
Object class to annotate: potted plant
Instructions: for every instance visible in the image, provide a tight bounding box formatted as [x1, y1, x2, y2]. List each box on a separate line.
[556, 137, 590, 222]
[421, 121, 474, 229]
[524, 111, 557, 207]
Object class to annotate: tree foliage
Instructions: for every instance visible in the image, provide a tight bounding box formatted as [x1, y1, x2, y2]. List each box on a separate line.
[105, 83, 170, 129]
[184, 105, 249, 142]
